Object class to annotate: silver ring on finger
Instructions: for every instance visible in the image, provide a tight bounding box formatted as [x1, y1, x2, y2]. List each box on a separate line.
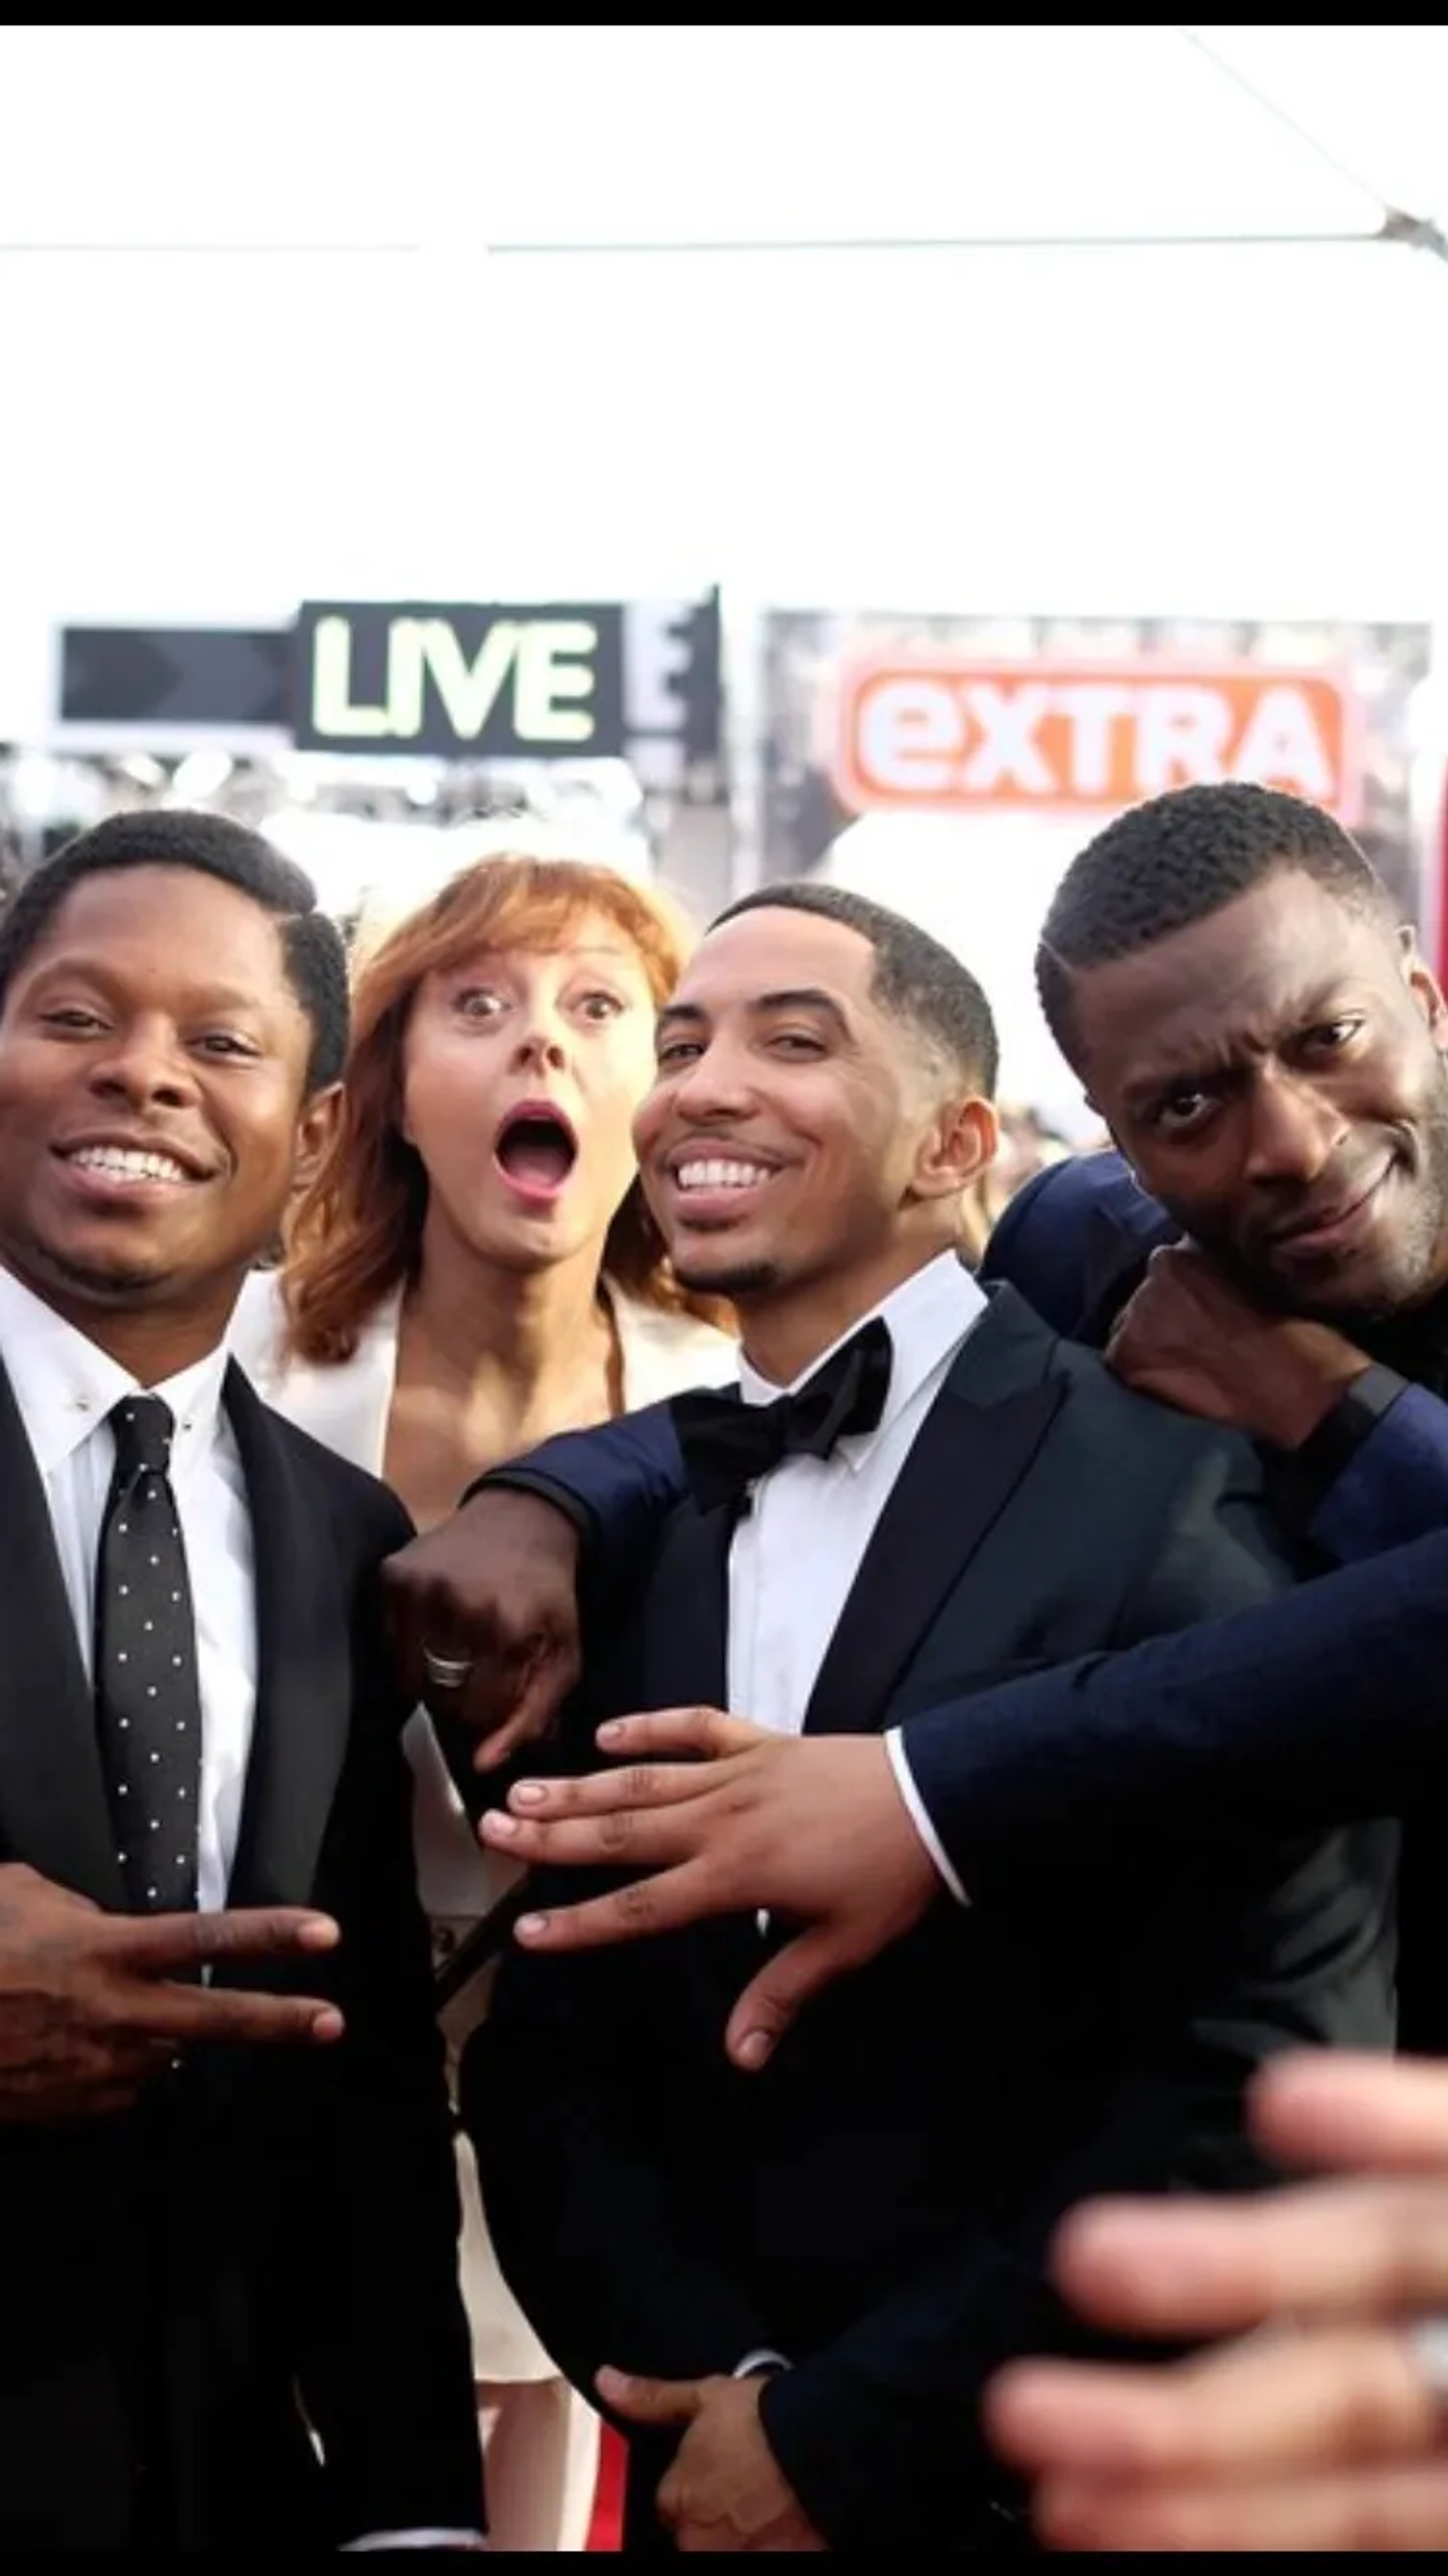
[422, 1646, 474, 1692]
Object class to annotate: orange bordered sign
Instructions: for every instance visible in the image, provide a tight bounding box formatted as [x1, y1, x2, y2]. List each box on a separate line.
[830, 656, 1361, 824]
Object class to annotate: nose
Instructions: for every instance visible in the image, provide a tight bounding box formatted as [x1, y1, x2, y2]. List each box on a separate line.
[1242, 1067, 1347, 1191]
[666, 1033, 756, 1125]
[87, 1018, 201, 1110]
[509, 999, 569, 1075]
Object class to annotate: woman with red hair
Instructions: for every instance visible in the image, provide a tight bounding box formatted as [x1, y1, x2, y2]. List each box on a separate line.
[232, 849, 734, 2550]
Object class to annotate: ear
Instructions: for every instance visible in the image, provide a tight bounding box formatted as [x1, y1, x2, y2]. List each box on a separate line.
[1402, 930, 1448, 1052]
[291, 1082, 342, 1196]
[911, 1094, 999, 1205]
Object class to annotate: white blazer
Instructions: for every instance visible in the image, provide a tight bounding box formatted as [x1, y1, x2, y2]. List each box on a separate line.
[229, 1268, 736, 1919]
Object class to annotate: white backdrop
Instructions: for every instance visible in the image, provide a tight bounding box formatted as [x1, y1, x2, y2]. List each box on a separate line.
[4, 24, 1447, 1119]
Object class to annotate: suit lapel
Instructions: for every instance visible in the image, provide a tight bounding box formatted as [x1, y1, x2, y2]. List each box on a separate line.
[640, 1497, 733, 1715]
[221, 1364, 351, 1911]
[803, 1288, 1066, 1737]
[0, 1362, 126, 1905]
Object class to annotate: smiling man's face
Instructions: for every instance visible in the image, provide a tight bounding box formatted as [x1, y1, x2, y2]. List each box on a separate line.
[1069, 867, 1448, 1319]
[0, 864, 323, 1339]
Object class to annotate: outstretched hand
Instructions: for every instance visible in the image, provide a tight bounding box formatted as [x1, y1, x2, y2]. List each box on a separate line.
[481, 1706, 940, 2068]
[0, 1863, 344, 2120]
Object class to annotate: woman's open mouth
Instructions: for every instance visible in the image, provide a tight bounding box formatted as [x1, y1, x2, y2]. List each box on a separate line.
[492, 1104, 579, 1205]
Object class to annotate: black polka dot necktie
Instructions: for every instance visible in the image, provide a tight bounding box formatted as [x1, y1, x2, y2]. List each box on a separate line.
[94, 1395, 202, 1913]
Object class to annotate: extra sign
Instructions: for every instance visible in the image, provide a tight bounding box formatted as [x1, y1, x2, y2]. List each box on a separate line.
[830, 657, 1360, 824]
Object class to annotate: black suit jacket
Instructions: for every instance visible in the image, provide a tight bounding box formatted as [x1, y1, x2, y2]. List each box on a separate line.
[470, 1289, 1397, 2552]
[0, 1358, 481, 2553]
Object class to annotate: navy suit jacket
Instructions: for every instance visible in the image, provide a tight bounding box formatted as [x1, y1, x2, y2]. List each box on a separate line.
[489, 1157, 1448, 2043]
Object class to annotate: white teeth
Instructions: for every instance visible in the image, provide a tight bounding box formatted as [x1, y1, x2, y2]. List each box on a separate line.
[69, 1147, 190, 1184]
[675, 1159, 774, 1193]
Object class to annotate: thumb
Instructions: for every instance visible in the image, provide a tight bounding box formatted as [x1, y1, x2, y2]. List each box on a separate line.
[595, 2367, 705, 2426]
[472, 1650, 579, 1773]
[725, 1922, 853, 2071]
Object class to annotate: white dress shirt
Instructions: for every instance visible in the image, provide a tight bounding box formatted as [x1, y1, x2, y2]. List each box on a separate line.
[0, 1263, 254, 1914]
[728, 1250, 986, 1904]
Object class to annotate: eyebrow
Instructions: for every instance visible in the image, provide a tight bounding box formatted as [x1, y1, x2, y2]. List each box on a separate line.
[656, 987, 852, 1036]
[26, 957, 272, 1017]
[1120, 983, 1358, 1113]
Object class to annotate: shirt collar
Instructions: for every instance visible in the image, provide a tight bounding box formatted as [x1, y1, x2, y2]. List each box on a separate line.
[0, 1263, 232, 1480]
[738, 1249, 986, 1461]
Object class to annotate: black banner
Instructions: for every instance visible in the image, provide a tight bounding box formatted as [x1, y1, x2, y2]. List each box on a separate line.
[57, 595, 723, 791]
[59, 627, 291, 729]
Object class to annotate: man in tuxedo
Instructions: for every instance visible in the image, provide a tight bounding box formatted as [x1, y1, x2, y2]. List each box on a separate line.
[0, 811, 483, 2551]
[467, 882, 1395, 2553]
[391, 784, 1448, 2067]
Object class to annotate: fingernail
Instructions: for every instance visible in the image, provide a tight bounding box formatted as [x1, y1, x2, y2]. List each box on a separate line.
[597, 1721, 624, 1745]
[311, 2007, 345, 2042]
[736, 2031, 772, 2069]
[511, 1781, 548, 1807]
[297, 1916, 341, 1948]
[483, 1811, 520, 1841]
[517, 1914, 549, 1942]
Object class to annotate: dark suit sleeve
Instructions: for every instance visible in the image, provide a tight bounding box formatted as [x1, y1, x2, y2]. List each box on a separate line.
[465, 1874, 781, 2404]
[1305, 1381, 1448, 1560]
[980, 1151, 1169, 1337]
[901, 1521, 1448, 1899]
[291, 1492, 483, 2542]
[466, 1398, 689, 1588]
[760, 1470, 1397, 2550]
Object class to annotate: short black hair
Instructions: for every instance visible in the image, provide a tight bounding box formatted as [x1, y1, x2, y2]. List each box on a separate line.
[1035, 781, 1395, 1061]
[712, 879, 999, 1095]
[0, 809, 348, 1090]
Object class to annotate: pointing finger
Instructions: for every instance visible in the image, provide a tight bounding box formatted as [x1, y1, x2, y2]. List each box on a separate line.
[502, 1758, 728, 1821]
[514, 1860, 720, 1952]
[987, 2326, 1435, 2482]
[1053, 2175, 1448, 2336]
[1252, 2051, 1448, 2176]
[126, 1983, 345, 2047]
[110, 1907, 340, 1973]
[594, 1707, 768, 1761]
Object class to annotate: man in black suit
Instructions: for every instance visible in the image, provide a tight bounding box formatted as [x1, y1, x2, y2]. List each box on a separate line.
[397, 784, 1448, 2071]
[468, 883, 1395, 2554]
[0, 812, 482, 2551]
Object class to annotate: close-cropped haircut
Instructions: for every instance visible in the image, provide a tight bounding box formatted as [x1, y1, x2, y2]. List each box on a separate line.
[713, 879, 999, 1096]
[1035, 781, 1394, 1060]
[0, 807, 348, 1091]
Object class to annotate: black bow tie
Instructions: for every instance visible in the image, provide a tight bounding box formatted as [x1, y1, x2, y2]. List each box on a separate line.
[673, 1317, 894, 1515]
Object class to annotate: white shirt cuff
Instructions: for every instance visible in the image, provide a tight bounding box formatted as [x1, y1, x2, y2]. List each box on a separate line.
[885, 1727, 969, 1906]
[733, 2349, 790, 2377]
[342, 2531, 486, 2551]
